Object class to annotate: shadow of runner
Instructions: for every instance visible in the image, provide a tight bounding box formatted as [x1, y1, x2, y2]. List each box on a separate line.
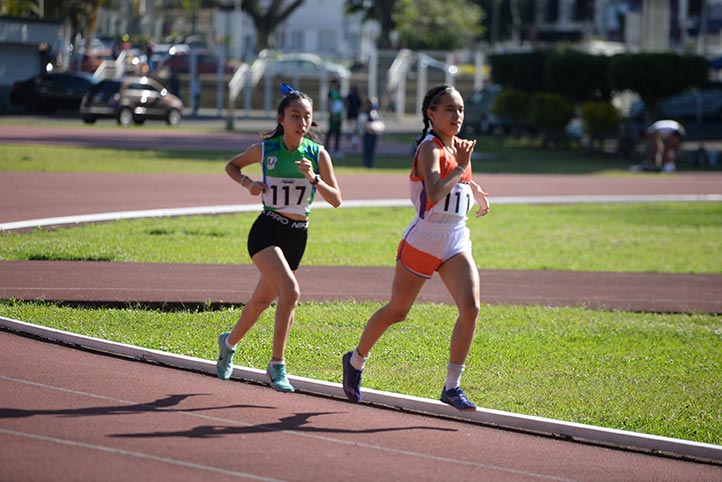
[109, 411, 457, 439]
[0, 393, 273, 419]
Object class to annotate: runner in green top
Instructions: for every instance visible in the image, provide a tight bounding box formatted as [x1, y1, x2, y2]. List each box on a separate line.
[216, 83, 342, 393]
[261, 135, 320, 217]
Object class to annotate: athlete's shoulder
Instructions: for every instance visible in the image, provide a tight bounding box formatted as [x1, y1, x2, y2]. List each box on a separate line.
[300, 137, 321, 159]
[261, 136, 281, 154]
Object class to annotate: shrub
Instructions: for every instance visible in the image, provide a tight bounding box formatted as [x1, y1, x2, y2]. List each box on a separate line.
[580, 101, 620, 140]
[491, 89, 531, 134]
[529, 92, 574, 143]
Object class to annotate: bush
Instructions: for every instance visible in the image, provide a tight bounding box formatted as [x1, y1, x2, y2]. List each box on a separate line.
[528, 93, 574, 140]
[608, 53, 708, 117]
[491, 89, 531, 133]
[544, 50, 611, 103]
[580, 101, 620, 140]
[488, 51, 547, 93]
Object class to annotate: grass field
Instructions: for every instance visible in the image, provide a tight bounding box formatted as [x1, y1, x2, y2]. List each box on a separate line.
[1, 137, 721, 446]
[2, 203, 721, 273]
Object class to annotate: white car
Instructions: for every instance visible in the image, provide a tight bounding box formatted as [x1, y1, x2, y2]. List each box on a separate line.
[264, 53, 350, 79]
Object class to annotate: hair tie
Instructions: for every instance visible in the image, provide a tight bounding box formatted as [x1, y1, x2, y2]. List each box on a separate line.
[280, 83, 300, 95]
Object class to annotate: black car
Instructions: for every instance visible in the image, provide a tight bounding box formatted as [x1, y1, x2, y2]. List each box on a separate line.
[80, 76, 184, 126]
[461, 84, 511, 134]
[9, 71, 98, 113]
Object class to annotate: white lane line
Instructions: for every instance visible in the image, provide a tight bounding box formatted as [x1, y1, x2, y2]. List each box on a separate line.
[0, 374, 578, 481]
[2, 195, 721, 231]
[0, 428, 288, 482]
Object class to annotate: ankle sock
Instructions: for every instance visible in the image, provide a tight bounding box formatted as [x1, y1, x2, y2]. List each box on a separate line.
[445, 363, 465, 391]
[350, 348, 368, 371]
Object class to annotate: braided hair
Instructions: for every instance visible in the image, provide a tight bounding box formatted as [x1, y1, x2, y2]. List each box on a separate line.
[262, 86, 320, 143]
[416, 84, 457, 145]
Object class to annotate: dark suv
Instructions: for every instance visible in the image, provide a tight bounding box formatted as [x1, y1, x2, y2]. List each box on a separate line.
[80, 76, 183, 126]
[10, 71, 98, 113]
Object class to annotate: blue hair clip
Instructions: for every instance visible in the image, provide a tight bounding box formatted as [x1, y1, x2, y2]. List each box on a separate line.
[280, 83, 300, 95]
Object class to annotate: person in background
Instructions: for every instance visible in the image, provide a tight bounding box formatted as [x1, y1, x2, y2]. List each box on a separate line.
[342, 85, 490, 411]
[326, 78, 344, 156]
[191, 73, 201, 117]
[633, 119, 686, 173]
[345, 85, 363, 149]
[216, 83, 342, 393]
[358, 97, 385, 168]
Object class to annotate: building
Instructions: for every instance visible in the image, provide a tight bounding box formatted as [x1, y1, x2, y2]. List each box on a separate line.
[0, 16, 61, 112]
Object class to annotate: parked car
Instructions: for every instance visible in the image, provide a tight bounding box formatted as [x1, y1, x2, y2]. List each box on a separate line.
[629, 82, 722, 122]
[9, 71, 98, 114]
[156, 49, 235, 75]
[80, 76, 183, 126]
[461, 84, 511, 134]
[264, 52, 351, 79]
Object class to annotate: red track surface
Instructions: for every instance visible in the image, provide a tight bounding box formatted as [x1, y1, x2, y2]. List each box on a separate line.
[1, 125, 721, 480]
[3, 331, 721, 482]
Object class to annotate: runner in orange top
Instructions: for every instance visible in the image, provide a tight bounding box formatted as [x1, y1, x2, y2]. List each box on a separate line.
[342, 85, 490, 411]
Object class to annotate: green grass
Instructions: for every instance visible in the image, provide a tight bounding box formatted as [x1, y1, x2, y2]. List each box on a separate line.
[1, 299, 719, 445]
[3, 203, 721, 273]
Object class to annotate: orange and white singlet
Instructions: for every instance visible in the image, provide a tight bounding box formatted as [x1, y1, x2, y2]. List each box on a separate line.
[397, 134, 474, 278]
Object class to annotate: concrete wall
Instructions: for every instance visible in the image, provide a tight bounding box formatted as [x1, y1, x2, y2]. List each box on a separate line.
[0, 16, 61, 112]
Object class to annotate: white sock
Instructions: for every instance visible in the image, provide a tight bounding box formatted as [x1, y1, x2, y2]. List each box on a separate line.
[445, 363, 465, 391]
[350, 348, 368, 371]
[225, 337, 236, 350]
[269, 360, 285, 367]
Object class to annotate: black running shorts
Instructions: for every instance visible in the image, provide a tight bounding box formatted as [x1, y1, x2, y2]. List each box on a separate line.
[247, 210, 309, 270]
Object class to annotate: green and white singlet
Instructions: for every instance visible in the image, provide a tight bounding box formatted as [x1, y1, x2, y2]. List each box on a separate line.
[261, 136, 321, 217]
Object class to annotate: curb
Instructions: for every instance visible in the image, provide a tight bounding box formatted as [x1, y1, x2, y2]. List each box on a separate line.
[2, 315, 720, 464]
[2, 194, 721, 232]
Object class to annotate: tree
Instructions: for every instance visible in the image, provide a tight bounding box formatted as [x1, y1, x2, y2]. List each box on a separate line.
[345, 0, 399, 49]
[240, 0, 306, 52]
[608, 53, 708, 120]
[0, 0, 40, 17]
[544, 50, 611, 103]
[393, 0, 484, 50]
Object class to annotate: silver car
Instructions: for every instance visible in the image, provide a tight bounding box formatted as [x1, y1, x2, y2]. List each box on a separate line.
[80, 76, 183, 126]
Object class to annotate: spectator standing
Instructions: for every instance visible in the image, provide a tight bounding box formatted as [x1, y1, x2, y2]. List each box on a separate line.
[326, 78, 344, 156]
[358, 97, 385, 168]
[345, 85, 363, 149]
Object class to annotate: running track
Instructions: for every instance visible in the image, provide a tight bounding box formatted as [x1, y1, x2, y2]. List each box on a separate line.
[1, 125, 722, 480]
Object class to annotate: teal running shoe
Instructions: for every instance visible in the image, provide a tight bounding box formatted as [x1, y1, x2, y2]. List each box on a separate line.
[216, 332, 235, 380]
[267, 362, 295, 392]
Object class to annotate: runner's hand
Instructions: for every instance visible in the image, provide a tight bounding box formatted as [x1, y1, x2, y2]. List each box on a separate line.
[471, 182, 490, 217]
[296, 159, 315, 182]
[453, 137, 476, 170]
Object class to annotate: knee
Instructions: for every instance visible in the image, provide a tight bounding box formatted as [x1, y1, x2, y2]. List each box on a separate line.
[458, 300, 480, 323]
[277, 280, 301, 306]
[383, 305, 411, 324]
[249, 295, 275, 312]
